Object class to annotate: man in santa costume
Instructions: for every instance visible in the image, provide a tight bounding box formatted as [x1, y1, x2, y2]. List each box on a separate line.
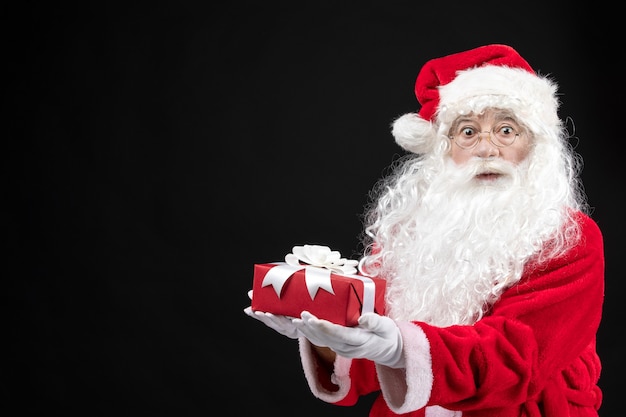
[245, 44, 605, 416]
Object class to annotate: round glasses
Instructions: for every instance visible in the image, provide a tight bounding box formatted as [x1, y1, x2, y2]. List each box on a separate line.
[449, 124, 521, 149]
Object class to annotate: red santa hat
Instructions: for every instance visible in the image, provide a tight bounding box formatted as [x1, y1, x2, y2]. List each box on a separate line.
[393, 44, 561, 154]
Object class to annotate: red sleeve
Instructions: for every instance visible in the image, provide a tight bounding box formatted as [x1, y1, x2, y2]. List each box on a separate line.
[419, 212, 604, 409]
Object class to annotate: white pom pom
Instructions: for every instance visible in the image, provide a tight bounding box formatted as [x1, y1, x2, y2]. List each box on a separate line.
[391, 113, 438, 155]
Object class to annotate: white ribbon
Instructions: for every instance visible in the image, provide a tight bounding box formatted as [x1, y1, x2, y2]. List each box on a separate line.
[261, 262, 334, 299]
[351, 274, 376, 316]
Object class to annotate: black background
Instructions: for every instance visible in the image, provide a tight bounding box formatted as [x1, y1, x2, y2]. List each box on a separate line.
[8, 2, 622, 416]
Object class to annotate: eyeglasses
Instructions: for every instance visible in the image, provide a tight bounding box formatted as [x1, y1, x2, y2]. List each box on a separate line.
[449, 124, 521, 149]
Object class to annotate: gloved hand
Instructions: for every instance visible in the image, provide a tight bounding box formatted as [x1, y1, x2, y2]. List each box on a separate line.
[293, 311, 405, 368]
[243, 290, 302, 339]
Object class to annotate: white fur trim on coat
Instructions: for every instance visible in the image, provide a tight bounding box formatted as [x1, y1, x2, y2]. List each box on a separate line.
[376, 321, 434, 413]
[298, 337, 352, 403]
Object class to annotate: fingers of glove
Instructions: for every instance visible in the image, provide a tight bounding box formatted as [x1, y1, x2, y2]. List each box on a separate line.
[244, 308, 300, 339]
[244, 306, 273, 327]
[293, 313, 348, 348]
[295, 321, 373, 358]
[243, 306, 270, 324]
[263, 312, 299, 336]
[291, 317, 334, 347]
[297, 311, 370, 349]
[247, 290, 253, 300]
[300, 311, 358, 342]
[357, 314, 405, 368]
[358, 313, 397, 337]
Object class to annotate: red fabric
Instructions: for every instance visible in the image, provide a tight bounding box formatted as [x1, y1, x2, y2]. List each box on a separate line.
[415, 44, 534, 121]
[337, 212, 604, 416]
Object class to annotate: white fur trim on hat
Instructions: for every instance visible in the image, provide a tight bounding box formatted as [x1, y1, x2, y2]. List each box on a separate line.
[392, 113, 438, 155]
[437, 65, 560, 130]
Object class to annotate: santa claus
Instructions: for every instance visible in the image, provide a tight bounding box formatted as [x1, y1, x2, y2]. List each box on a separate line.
[245, 44, 604, 416]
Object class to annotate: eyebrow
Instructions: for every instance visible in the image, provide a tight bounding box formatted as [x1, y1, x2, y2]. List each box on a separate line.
[455, 114, 519, 126]
[490, 110, 519, 124]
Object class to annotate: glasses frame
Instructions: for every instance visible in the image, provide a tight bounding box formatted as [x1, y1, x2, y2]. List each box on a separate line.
[449, 125, 521, 150]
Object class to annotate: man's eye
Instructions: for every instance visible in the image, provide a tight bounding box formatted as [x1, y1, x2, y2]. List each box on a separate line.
[461, 127, 476, 137]
[498, 126, 514, 135]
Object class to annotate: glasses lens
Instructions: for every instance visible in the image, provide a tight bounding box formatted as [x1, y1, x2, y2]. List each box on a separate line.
[454, 127, 479, 148]
[492, 125, 518, 147]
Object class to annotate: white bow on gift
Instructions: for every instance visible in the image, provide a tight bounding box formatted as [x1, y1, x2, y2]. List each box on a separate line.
[287, 245, 359, 275]
[262, 245, 359, 300]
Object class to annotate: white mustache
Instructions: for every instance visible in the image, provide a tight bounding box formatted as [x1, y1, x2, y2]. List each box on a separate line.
[465, 159, 517, 177]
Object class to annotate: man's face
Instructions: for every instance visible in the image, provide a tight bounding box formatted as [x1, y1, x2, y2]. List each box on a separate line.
[448, 109, 531, 173]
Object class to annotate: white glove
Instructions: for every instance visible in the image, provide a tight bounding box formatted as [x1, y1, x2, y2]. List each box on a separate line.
[243, 290, 302, 339]
[293, 311, 405, 368]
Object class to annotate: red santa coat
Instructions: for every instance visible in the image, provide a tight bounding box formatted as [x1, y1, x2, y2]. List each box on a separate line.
[299, 212, 604, 416]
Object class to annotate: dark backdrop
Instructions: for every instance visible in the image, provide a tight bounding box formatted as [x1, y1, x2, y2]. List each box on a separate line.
[8, 2, 622, 416]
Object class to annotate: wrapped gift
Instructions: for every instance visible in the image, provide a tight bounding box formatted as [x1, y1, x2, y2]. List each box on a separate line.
[251, 245, 386, 327]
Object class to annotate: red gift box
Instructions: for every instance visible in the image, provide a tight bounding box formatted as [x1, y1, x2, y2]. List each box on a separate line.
[251, 262, 386, 327]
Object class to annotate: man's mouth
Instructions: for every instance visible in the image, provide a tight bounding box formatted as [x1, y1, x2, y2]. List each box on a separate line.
[475, 172, 501, 181]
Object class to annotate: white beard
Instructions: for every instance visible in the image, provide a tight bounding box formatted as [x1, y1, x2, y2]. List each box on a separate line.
[363, 154, 569, 326]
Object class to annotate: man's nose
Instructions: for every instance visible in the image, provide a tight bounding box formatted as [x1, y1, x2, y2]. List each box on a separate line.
[473, 133, 499, 157]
